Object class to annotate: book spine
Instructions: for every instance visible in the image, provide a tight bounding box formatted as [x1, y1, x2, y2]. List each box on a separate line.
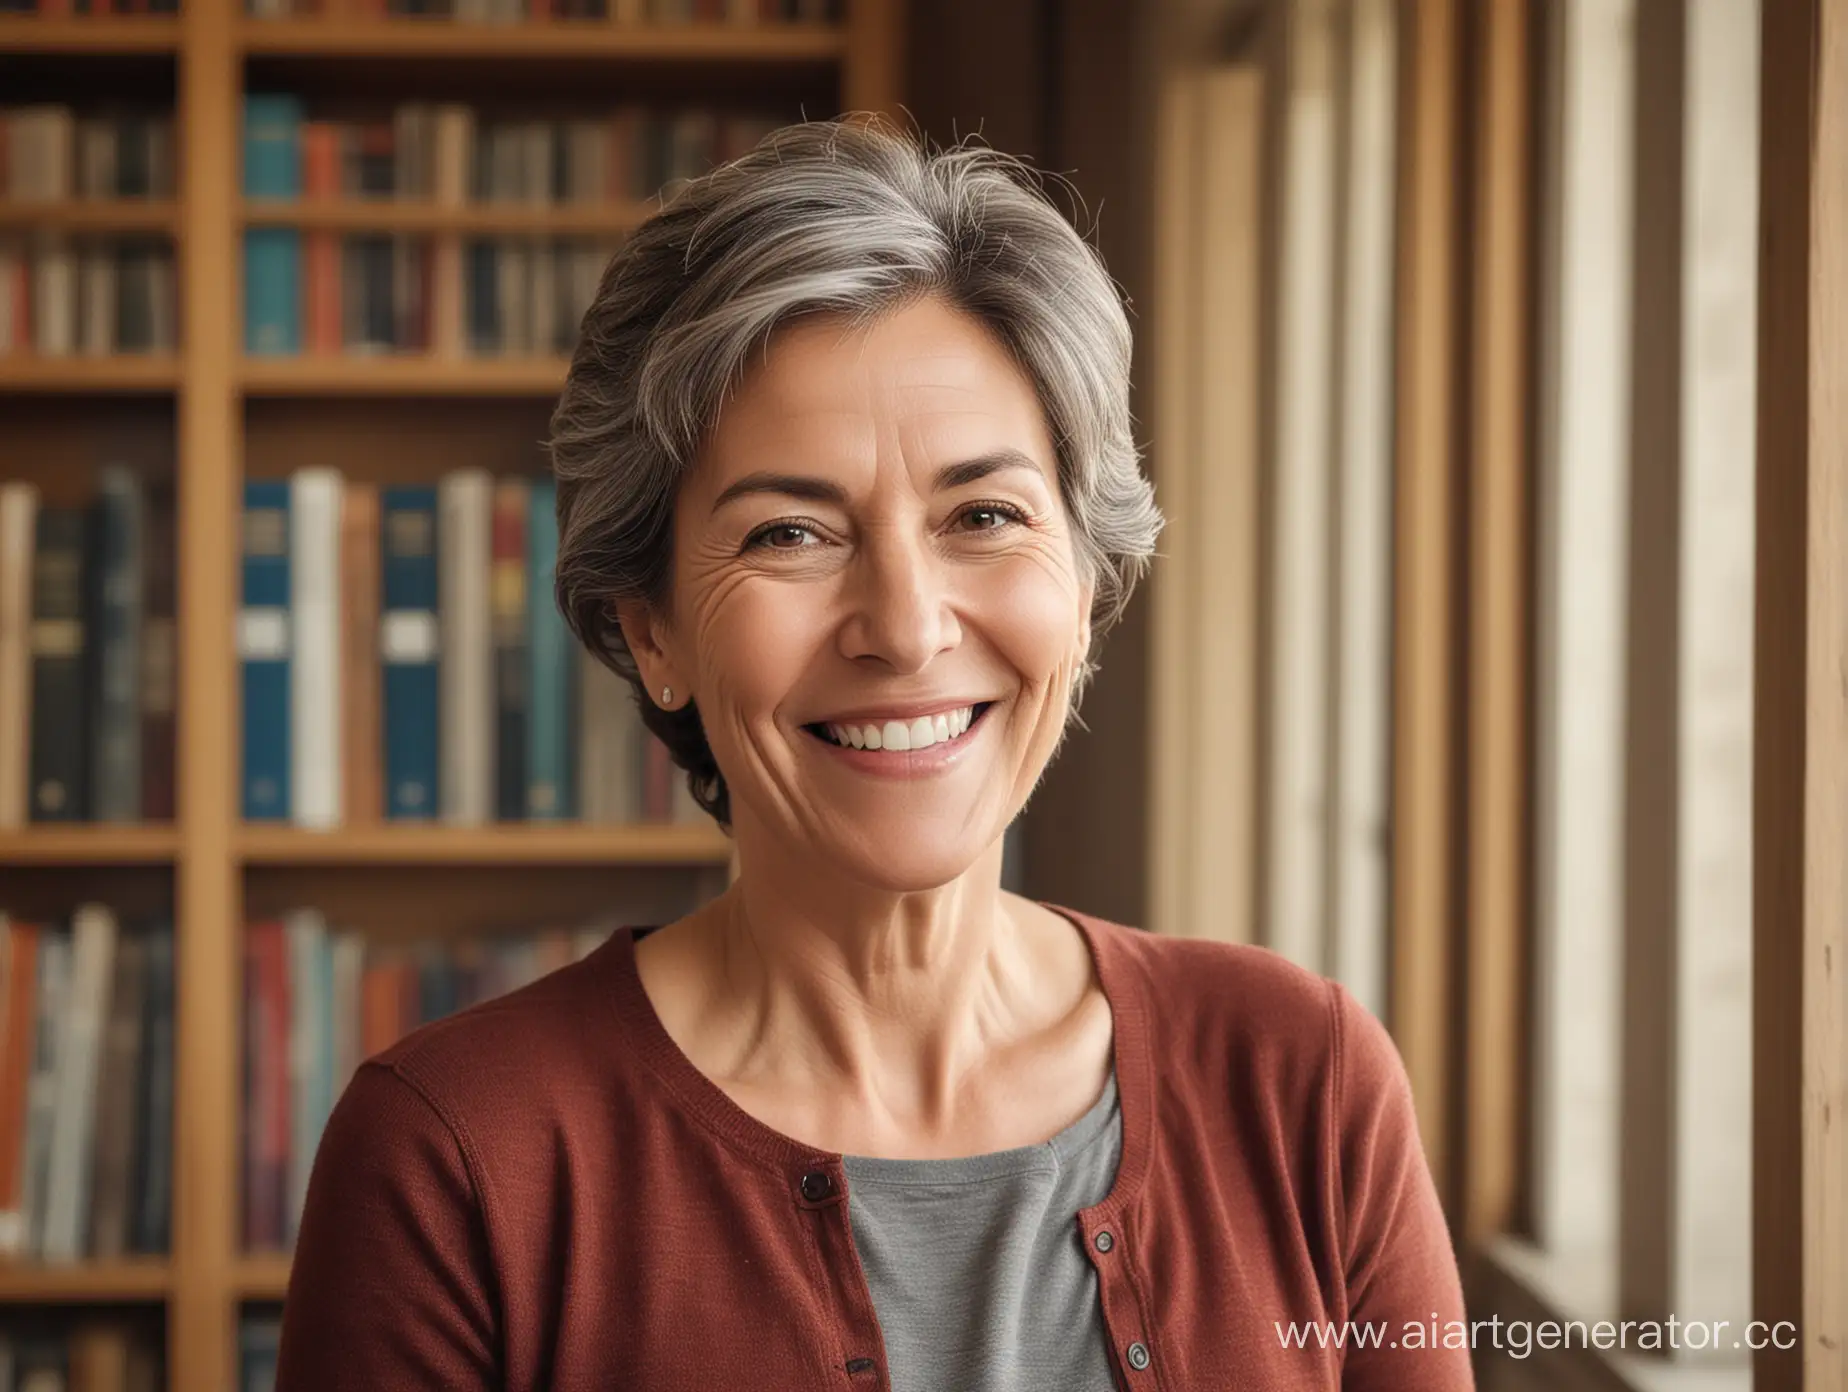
[0, 920, 39, 1256]
[282, 909, 327, 1247]
[381, 487, 440, 819]
[244, 228, 302, 356]
[86, 927, 147, 1259]
[241, 94, 303, 199]
[0, 483, 38, 828]
[27, 508, 88, 822]
[43, 904, 113, 1262]
[239, 481, 292, 822]
[339, 483, 382, 825]
[439, 470, 493, 824]
[90, 465, 144, 822]
[138, 482, 176, 822]
[491, 479, 529, 821]
[20, 926, 70, 1258]
[289, 469, 343, 829]
[524, 479, 571, 819]
[129, 919, 171, 1255]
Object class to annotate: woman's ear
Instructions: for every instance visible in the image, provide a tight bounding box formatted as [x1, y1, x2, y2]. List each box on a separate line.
[614, 599, 687, 709]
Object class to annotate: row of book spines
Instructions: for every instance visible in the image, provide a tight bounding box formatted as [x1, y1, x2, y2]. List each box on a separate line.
[0, 109, 178, 203]
[0, 912, 175, 1265]
[0, 479, 176, 829]
[245, 96, 777, 205]
[245, 232, 611, 358]
[240, 471, 698, 827]
[0, 0, 178, 14]
[0, 1322, 164, 1392]
[0, 239, 180, 358]
[241, 914, 607, 1251]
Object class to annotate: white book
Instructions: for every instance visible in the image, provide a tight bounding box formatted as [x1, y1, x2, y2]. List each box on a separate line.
[432, 106, 475, 207]
[291, 469, 344, 829]
[32, 237, 75, 357]
[578, 647, 641, 823]
[42, 904, 117, 1263]
[439, 470, 494, 824]
[283, 908, 329, 1247]
[0, 483, 38, 828]
[498, 241, 531, 356]
[79, 249, 116, 357]
[17, 927, 69, 1259]
[76, 119, 116, 199]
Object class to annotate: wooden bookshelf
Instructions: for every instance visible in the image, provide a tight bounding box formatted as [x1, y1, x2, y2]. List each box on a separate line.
[0, 355, 180, 393]
[0, 1257, 171, 1302]
[239, 353, 569, 395]
[1, 6, 904, 1388]
[243, 198, 652, 234]
[0, 826, 180, 865]
[236, 16, 847, 59]
[0, 199, 179, 233]
[0, 16, 181, 52]
[237, 822, 733, 865]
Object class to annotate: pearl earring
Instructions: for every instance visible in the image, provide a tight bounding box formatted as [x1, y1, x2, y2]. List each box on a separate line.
[661, 685, 673, 706]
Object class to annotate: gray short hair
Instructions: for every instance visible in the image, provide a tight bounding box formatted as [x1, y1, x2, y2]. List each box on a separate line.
[550, 117, 1161, 826]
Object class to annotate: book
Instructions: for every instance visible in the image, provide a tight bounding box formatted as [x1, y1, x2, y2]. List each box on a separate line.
[0, 483, 37, 828]
[381, 487, 440, 819]
[240, 482, 292, 821]
[289, 468, 343, 829]
[42, 902, 117, 1261]
[89, 465, 144, 823]
[439, 470, 493, 825]
[340, 483, 382, 824]
[524, 479, 572, 819]
[490, 479, 529, 820]
[139, 481, 177, 821]
[27, 508, 89, 822]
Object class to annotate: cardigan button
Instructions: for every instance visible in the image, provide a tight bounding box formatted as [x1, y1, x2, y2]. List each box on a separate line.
[1093, 1229, 1114, 1253]
[1126, 1341, 1151, 1372]
[800, 1170, 836, 1202]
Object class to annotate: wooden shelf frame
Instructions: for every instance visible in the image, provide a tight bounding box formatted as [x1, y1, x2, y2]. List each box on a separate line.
[0, 16, 181, 52]
[0, 6, 904, 1388]
[0, 199, 179, 233]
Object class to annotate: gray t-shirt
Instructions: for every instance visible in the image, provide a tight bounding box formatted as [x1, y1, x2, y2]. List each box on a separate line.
[841, 1070, 1122, 1392]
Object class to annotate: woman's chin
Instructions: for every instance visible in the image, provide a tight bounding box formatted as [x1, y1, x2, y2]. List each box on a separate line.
[805, 825, 999, 895]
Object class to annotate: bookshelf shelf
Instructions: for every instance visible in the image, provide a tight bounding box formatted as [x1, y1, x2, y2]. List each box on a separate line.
[232, 1255, 291, 1302]
[239, 354, 568, 395]
[0, 1257, 171, 1302]
[238, 822, 733, 866]
[0, 199, 180, 234]
[0, 16, 181, 53]
[242, 198, 652, 235]
[0, 826, 180, 865]
[236, 17, 846, 60]
[0, 354, 179, 393]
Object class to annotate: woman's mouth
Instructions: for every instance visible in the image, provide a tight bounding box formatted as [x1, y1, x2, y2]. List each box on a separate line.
[803, 701, 995, 752]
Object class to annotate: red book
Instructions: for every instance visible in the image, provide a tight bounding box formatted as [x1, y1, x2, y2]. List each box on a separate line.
[251, 921, 292, 1251]
[302, 122, 341, 200]
[360, 954, 400, 1061]
[0, 921, 40, 1251]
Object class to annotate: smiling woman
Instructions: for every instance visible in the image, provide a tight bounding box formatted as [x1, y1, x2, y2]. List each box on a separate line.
[271, 118, 1472, 1392]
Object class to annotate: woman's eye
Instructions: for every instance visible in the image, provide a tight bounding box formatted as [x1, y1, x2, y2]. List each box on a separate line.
[751, 523, 818, 550]
[957, 505, 1022, 532]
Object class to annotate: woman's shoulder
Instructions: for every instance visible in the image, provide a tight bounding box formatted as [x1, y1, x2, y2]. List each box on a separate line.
[1055, 906, 1397, 1105]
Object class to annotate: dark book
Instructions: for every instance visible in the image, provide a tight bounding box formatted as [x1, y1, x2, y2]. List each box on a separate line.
[130, 917, 173, 1255]
[140, 480, 177, 821]
[90, 464, 145, 822]
[491, 479, 529, 820]
[27, 508, 89, 822]
[89, 926, 150, 1258]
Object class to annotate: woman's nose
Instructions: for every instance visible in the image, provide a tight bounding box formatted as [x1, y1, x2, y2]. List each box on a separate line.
[838, 530, 960, 675]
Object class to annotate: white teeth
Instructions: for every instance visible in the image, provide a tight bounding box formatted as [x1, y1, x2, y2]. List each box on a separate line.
[822, 706, 978, 751]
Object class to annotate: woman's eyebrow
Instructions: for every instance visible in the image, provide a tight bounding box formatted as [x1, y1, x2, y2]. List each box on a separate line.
[709, 449, 1044, 516]
[709, 472, 850, 514]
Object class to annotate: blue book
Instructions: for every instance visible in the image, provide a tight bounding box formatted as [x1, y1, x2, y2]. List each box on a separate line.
[244, 229, 301, 356]
[382, 486, 441, 819]
[242, 94, 303, 198]
[525, 480, 573, 820]
[240, 1314, 281, 1392]
[240, 481, 291, 821]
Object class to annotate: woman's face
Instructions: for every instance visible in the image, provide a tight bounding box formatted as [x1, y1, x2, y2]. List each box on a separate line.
[623, 295, 1093, 892]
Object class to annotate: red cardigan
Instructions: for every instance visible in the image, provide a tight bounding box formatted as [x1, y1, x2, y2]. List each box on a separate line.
[275, 908, 1473, 1390]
